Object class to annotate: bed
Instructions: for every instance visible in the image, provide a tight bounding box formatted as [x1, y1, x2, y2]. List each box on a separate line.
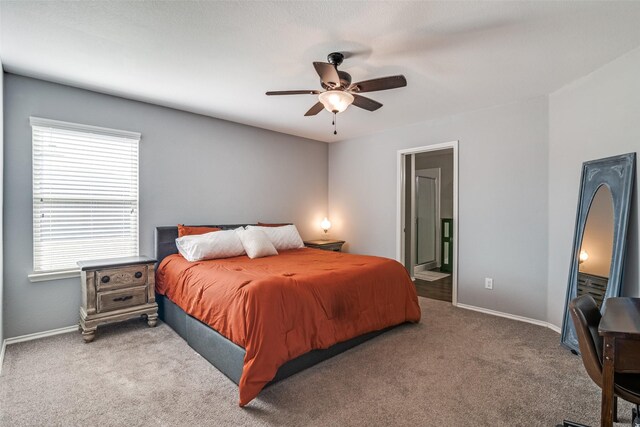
[154, 225, 421, 406]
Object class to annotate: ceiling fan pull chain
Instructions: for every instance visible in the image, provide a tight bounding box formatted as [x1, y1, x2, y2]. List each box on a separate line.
[333, 112, 337, 135]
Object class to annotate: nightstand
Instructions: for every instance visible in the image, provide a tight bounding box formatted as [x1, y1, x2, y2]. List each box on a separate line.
[304, 239, 345, 252]
[78, 256, 158, 343]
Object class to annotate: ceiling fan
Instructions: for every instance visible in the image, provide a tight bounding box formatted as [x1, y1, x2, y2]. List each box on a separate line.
[266, 52, 407, 134]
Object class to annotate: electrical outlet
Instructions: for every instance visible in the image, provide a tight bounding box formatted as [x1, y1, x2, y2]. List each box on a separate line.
[485, 278, 493, 290]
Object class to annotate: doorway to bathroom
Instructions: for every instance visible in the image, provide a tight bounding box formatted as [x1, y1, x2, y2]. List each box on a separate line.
[397, 142, 458, 304]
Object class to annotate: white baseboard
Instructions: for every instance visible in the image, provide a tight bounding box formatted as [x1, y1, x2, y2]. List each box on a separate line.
[0, 325, 77, 374]
[456, 303, 561, 334]
[0, 340, 6, 375]
[4, 325, 78, 346]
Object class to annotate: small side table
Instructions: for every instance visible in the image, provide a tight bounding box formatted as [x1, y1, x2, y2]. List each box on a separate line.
[304, 239, 345, 252]
[78, 256, 158, 343]
[598, 297, 640, 427]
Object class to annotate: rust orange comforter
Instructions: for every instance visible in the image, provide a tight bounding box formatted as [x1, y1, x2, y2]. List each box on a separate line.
[156, 248, 421, 406]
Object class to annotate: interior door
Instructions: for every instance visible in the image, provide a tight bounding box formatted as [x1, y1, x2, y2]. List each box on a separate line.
[416, 173, 439, 269]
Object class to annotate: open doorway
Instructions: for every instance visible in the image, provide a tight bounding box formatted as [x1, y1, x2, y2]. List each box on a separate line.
[396, 142, 458, 304]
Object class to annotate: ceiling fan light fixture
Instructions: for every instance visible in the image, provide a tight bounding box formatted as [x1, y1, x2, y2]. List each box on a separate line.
[318, 90, 354, 113]
[265, 53, 407, 135]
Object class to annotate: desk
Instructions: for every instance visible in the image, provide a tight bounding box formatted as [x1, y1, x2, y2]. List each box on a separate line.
[598, 297, 640, 427]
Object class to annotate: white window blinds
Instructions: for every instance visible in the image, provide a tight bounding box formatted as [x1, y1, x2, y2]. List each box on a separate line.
[31, 117, 140, 273]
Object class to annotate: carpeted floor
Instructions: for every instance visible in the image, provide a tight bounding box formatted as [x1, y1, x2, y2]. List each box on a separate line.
[0, 297, 631, 426]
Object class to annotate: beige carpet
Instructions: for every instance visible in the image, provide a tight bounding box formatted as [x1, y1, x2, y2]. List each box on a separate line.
[0, 297, 632, 426]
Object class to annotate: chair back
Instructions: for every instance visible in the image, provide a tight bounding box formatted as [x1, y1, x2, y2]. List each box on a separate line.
[569, 294, 604, 387]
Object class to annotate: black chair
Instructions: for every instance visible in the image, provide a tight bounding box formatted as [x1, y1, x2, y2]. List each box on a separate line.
[559, 295, 640, 427]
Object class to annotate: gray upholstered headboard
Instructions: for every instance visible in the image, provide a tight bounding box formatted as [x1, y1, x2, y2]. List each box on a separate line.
[154, 224, 254, 266]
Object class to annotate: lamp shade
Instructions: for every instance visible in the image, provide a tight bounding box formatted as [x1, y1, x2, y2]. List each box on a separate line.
[318, 91, 354, 113]
[320, 217, 332, 232]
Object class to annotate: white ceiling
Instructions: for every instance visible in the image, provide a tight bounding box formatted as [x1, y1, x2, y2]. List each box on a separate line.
[2, 1, 640, 143]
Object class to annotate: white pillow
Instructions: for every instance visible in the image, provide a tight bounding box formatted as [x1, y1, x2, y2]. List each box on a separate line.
[236, 229, 278, 259]
[175, 228, 245, 262]
[245, 224, 304, 251]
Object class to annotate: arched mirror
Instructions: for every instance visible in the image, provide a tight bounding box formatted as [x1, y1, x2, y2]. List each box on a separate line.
[561, 153, 636, 352]
[576, 185, 614, 310]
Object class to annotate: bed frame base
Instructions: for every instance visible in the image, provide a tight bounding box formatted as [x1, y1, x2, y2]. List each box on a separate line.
[157, 294, 394, 387]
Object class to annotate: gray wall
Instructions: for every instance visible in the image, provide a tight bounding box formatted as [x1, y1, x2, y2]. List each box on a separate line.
[329, 96, 550, 321]
[3, 74, 328, 338]
[5, 44, 638, 339]
[547, 46, 640, 327]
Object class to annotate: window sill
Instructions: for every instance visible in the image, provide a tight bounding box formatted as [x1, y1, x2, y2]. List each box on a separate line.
[28, 269, 80, 283]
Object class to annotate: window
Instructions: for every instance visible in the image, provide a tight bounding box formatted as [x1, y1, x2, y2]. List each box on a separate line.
[30, 117, 140, 274]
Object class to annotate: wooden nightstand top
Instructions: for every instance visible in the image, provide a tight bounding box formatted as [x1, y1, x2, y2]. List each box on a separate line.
[77, 256, 157, 271]
[304, 239, 345, 252]
[304, 239, 345, 246]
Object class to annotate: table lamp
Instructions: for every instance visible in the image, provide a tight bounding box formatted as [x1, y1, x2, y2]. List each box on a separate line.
[579, 250, 589, 264]
[320, 217, 331, 239]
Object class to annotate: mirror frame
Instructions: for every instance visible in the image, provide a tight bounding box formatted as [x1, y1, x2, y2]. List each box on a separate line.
[561, 152, 636, 352]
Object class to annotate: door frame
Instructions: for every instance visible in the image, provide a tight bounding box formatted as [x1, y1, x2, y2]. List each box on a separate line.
[396, 141, 459, 305]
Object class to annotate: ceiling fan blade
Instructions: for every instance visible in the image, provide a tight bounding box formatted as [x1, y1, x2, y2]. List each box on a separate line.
[266, 90, 320, 96]
[350, 75, 407, 93]
[352, 94, 383, 111]
[313, 62, 341, 88]
[304, 102, 325, 116]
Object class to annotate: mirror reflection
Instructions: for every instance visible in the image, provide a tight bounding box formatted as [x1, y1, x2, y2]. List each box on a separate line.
[576, 185, 614, 309]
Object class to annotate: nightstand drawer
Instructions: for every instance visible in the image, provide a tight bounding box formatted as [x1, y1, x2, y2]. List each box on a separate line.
[97, 287, 148, 313]
[96, 265, 147, 291]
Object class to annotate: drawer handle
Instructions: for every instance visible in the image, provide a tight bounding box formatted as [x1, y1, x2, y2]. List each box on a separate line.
[113, 295, 133, 302]
[101, 276, 110, 284]
[134, 271, 143, 279]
